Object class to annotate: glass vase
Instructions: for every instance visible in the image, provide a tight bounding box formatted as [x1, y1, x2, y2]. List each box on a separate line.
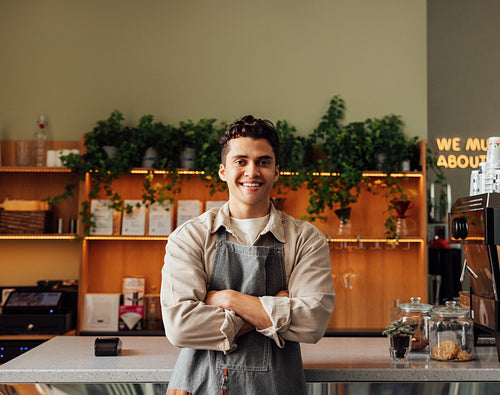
[387, 334, 412, 361]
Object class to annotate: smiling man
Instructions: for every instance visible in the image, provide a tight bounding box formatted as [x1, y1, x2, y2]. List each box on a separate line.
[161, 115, 335, 395]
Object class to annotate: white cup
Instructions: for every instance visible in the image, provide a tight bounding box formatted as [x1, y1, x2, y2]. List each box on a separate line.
[54, 150, 65, 167]
[487, 137, 500, 163]
[470, 170, 479, 196]
[482, 161, 500, 193]
[46, 150, 57, 167]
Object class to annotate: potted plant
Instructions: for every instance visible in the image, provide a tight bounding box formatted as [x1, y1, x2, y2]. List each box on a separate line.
[136, 116, 181, 209]
[383, 319, 415, 360]
[85, 109, 125, 158]
[365, 115, 418, 173]
[56, 111, 144, 235]
[365, 114, 420, 238]
[274, 119, 312, 194]
[304, 96, 370, 225]
[196, 120, 227, 195]
[135, 114, 161, 168]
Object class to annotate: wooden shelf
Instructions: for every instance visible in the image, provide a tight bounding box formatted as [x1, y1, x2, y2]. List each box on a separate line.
[78, 167, 428, 332]
[1, 139, 428, 334]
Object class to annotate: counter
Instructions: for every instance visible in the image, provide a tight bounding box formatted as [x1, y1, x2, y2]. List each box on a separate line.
[1, 336, 500, 383]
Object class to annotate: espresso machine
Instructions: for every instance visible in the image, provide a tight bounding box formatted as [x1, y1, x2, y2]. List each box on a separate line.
[450, 193, 500, 360]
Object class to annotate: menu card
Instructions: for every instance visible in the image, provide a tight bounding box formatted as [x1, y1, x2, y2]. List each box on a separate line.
[90, 200, 114, 235]
[121, 200, 146, 235]
[177, 200, 202, 227]
[148, 201, 173, 236]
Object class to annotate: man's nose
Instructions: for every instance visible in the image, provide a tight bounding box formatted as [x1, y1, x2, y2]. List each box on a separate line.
[245, 162, 260, 177]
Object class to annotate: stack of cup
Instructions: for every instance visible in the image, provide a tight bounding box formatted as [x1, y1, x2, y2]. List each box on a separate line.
[473, 137, 500, 195]
[46, 148, 80, 167]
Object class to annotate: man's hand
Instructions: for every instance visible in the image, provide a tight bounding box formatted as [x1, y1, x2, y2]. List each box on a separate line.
[205, 289, 232, 310]
[274, 290, 289, 298]
[204, 289, 289, 331]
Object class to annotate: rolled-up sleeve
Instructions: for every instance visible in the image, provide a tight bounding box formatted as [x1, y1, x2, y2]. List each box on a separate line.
[161, 220, 245, 353]
[257, 222, 335, 346]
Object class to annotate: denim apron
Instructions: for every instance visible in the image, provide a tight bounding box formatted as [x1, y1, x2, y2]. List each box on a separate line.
[167, 228, 306, 395]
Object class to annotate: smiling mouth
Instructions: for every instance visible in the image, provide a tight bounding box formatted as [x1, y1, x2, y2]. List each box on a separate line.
[241, 182, 262, 188]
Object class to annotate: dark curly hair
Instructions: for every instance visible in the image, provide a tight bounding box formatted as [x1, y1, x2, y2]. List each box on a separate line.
[219, 115, 280, 165]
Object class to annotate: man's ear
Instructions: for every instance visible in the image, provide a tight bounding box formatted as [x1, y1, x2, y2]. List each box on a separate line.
[219, 163, 227, 181]
[274, 165, 280, 182]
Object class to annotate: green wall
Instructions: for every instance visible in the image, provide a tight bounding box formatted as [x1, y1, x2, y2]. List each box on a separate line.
[0, 0, 426, 141]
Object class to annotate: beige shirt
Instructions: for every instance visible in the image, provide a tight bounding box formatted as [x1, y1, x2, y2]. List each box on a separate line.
[161, 202, 335, 353]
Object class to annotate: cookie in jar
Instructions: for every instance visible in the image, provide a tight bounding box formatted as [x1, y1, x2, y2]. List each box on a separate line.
[430, 301, 474, 361]
[398, 297, 432, 353]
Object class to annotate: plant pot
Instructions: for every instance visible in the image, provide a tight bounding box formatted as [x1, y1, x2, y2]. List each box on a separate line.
[141, 147, 158, 168]
[376, 152, 387, 171]
[402, 159, 411, 172]
[387, 334, 412, 361]
[103, 145, 118, 158]
[180, 147, 195, 169]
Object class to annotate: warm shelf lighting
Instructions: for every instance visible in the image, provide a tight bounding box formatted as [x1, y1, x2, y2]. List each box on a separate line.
[82, 235, 422, 243]
[85, 235, 169, 241]
[130, 169, 205, 175]
[0, 166, 423, 178]
[282, 171, 422, 178]
[361, 172, 422, 178]
[0, 166, 72, 173]
[0, 234, 77, 240]
[327, 237, 423, 243]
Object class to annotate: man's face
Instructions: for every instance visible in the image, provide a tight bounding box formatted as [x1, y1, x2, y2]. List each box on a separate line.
[219, 137, 279, 218]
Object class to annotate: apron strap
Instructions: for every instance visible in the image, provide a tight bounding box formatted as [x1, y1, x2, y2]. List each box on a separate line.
[216, 225, 283, 252]
[216, 226, 227, 247]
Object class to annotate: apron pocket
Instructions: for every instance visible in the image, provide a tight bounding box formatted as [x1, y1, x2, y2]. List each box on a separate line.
[216, 332, 270, 372]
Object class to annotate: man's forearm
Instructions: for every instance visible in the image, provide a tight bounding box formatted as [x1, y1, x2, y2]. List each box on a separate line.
[205, 289, 273, 330]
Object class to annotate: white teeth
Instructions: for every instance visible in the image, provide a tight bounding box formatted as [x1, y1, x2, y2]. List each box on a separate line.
[242, 183, 259, 187]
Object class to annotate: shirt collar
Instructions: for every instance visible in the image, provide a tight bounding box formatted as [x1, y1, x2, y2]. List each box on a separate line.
[212, 201, 286, 243]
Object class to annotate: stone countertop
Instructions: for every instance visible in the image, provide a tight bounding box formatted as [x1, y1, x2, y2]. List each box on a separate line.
[1, 336, 500, 383]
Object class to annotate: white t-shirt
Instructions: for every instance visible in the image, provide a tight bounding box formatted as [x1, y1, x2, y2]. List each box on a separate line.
[230, 215, 269, 246]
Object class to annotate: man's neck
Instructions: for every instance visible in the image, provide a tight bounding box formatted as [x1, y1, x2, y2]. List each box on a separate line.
[228, 201, 270, 219]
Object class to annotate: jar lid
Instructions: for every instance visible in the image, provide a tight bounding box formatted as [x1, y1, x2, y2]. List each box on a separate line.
[432, 300, 469, 317]
[398, 297, 433, 312]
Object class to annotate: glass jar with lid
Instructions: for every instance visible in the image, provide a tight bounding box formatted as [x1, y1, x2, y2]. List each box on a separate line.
[429, 301, 473, 361]
[398, 297, 433, 352]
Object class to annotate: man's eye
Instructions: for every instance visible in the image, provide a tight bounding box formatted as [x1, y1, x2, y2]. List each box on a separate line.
[259, 160, 271, 166]
[235, 160, 245, 165]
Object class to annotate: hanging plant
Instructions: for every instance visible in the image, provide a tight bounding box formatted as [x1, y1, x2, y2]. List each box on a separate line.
[365, 114, 420, 238]
[196, 119, 228, 195]
[274, 120, 312, 193]
[304, 96, 370, 221]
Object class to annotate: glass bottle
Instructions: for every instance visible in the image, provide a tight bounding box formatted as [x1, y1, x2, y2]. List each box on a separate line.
[429, 301, 473, 361]
[398, 297, 433, 353]
[33, 114, 48, 167]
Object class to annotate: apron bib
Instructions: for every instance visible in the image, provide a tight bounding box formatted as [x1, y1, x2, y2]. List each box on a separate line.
[167, 228, 306, 395]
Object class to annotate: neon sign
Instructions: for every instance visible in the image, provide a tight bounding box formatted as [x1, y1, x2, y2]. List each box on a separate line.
[435, 137, 488, 169]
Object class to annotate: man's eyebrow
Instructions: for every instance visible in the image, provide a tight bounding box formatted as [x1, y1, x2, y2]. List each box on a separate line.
[230, 154, 273, 160]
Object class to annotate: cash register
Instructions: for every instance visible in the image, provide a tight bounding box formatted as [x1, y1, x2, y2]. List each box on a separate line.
[0, 280, 78, 362]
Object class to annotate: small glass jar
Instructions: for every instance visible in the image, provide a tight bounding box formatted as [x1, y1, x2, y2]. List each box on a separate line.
[398, 297, 432, 353]
[429, 301, 474, 361]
